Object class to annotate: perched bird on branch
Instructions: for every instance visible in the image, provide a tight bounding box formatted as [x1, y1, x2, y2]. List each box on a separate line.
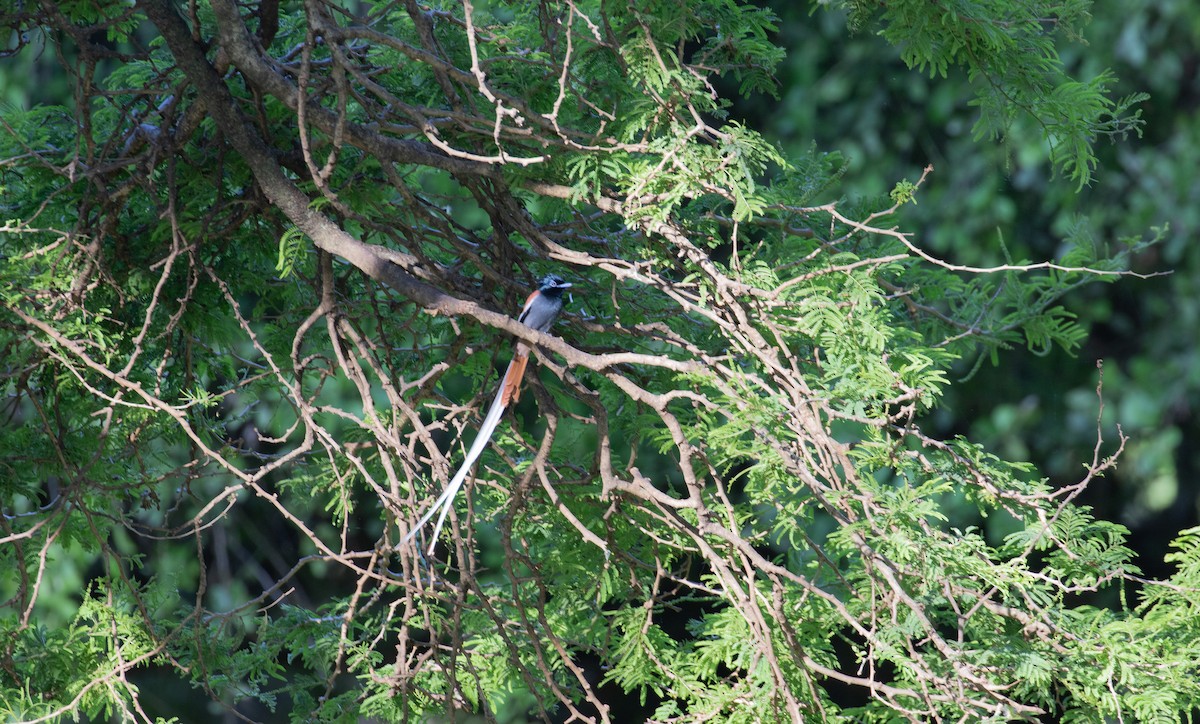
[403, 274, 572, 554]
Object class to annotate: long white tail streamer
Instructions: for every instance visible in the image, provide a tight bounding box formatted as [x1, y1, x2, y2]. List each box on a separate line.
[402, 363, 513, 555]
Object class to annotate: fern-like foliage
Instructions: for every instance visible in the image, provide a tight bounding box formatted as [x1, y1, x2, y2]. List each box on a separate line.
[0, 0, 1185, 722]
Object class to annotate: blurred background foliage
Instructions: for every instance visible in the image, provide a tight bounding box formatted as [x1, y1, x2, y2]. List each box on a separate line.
[723, 0, 1200, 579]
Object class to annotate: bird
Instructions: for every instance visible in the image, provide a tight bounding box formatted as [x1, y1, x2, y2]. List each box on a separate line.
[403, 274, 572, 555]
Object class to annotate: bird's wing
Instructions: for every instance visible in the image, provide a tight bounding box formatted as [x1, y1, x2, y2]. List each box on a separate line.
[500, 349, 529, 407]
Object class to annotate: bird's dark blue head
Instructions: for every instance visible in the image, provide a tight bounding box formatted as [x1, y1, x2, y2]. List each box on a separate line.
[538, 274, 571, 297]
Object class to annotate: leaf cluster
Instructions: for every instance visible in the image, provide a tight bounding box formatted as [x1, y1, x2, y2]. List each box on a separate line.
[0, 0, 1190, 722]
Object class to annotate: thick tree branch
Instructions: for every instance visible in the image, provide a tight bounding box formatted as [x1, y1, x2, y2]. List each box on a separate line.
[206, 0, 495, 177]
[137, 0, 705, 425]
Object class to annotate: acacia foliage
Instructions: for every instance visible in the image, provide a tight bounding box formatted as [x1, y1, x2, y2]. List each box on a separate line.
[0, 0, 1195, 721]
